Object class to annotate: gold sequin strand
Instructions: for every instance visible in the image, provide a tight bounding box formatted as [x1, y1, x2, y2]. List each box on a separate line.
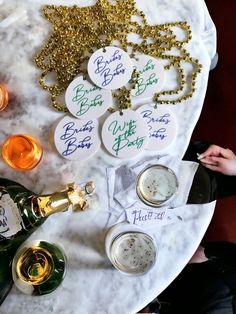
[35, 0, 202, 112]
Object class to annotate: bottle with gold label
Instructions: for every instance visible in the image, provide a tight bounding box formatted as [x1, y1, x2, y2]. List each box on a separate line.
[0, 177, 94, 304]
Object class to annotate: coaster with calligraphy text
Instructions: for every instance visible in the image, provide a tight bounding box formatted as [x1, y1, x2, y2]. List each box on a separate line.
[131, 55, 165, 99]
[101, 109, 149, 158]
[65, 76, 112, 120]
[136, 104, 177, 151]
[87, 46, 133, 90]
[54, 115, 101, 160]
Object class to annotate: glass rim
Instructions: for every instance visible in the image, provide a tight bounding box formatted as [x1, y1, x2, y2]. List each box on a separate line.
[108, 230, 157, 276]
[1, 134, 43, 170]
[136, 164, 179, 207]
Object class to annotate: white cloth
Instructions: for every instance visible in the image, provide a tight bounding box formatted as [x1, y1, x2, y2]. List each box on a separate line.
[106, 155, 199, 226]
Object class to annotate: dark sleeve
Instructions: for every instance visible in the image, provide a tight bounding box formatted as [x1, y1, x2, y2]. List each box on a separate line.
[184, 141, 236, 200]
[204, 241, 236, 267]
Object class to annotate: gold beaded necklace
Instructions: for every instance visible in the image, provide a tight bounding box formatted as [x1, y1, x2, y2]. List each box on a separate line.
[35, 0, 202, 112]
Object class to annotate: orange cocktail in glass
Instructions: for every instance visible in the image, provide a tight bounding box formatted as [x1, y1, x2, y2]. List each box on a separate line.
[1, 134, 43, 170]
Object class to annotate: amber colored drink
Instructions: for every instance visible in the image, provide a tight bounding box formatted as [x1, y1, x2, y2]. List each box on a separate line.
[0, 84, 9, 111]
[1, 134, 43, 170]
[12, 240, 67, 295]
[15, 246, 54, 285]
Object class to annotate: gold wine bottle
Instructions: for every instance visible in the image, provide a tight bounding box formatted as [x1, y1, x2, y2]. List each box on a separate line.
[0, 177, 94, 304]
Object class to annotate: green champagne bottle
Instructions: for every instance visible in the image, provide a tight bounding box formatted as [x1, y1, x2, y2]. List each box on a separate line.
[0, 177, 94, 304]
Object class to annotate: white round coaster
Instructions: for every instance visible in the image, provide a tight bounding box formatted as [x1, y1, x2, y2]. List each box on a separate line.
[131, 55, 165, 99]
[136, 104, 177, 151]
[54, 115, 101, 160]
[87, 46, 133, 90]
[65, 76, 112, 119]
[102, 109, 149, 158]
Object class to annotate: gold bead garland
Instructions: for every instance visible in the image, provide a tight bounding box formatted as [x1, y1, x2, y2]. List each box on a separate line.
[35, 0, 202, 112]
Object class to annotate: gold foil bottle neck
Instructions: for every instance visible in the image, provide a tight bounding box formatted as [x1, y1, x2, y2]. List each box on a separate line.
[37, 182, 95, 217]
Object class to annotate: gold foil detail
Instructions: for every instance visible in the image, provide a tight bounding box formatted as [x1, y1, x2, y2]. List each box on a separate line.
[37, 182, 94, 216]
[67, 183, 88, 211]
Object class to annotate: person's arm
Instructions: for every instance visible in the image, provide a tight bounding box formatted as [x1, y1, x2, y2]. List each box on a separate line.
[198, 144, 236, 175]
[188, 246, 208, 263]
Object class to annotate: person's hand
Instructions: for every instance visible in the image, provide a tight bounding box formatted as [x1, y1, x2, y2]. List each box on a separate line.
[198, 144, 236, 175]
[188, 246, 208, 264]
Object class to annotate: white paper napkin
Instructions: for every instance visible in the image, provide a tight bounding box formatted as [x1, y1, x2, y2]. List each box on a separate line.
[107, 156, 198, 211]
[106, 155, 199, 228]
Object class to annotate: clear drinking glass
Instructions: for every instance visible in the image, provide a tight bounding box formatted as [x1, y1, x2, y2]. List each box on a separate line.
[0, 84, 8, 111]
[105, 222, 157, 276]
[12, 240, 67, 296]
[1, 134, 43, 170]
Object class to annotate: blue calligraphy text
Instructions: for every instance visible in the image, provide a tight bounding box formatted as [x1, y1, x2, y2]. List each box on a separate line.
[141, 110, 171, 125]
[60, 121, 94, 156]
[131, 209, 165, 225]
[93, 50, 126, 87]
[150, 128, 166, 140]
[141, 109, 171, 140]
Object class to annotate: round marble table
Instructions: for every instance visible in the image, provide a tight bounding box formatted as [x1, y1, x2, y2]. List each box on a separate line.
[0, 0, 216, 313]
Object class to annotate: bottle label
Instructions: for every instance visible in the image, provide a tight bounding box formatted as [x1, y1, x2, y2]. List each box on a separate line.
[0, 190, 23, 238]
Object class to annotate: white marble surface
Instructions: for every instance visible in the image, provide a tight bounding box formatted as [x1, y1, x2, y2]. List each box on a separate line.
[0, 0, 216, 313]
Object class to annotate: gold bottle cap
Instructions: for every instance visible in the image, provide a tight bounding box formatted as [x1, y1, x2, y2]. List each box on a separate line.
[136, 165, 178, 207]
[67, 182, 95, 211]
